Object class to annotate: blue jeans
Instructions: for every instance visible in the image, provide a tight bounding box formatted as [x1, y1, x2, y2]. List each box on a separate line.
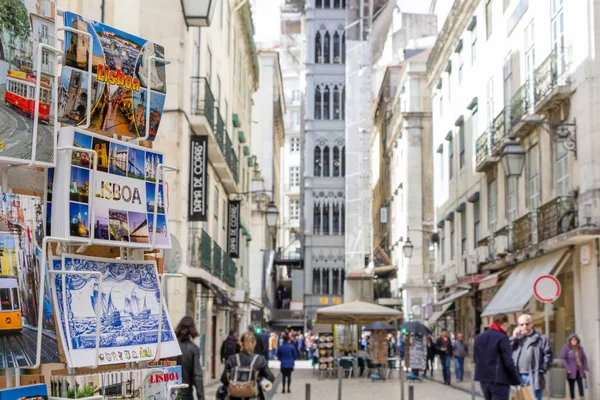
[480, 382, 510, 400]
[520, 375, 543, 400]
[268, 349, 273, 360]
[455, 358, 465, 381]
[441, 355, 452, 382]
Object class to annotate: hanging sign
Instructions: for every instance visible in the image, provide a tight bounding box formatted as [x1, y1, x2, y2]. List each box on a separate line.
[189, 135, 208, 221]
[50, 127, 170, 248]
[58, 11, 167, 140]
[228, 200, 241, 258]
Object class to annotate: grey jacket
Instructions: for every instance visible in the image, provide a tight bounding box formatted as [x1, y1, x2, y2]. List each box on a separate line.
[453, 340, 468, 359]
[510, 330, 553, 391]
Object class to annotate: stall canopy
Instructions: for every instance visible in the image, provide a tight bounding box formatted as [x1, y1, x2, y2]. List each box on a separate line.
[425, 302, 452, 328]
[481, 249, 570, 317]
[436, 289, 471, 306]
[314, 300, 402, 324]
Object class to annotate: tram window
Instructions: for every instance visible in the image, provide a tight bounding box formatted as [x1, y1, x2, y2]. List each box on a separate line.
[30, 87, 35, 99]
[0, 288, 11, 311]
[11, 288, 19, 310]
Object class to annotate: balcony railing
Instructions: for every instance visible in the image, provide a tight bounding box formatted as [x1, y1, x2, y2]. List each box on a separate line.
[534, 48, 568, 103]
[537, 196, 578, 242]
[490, 109, 507, 155]
[475, 130, 489, 166]
[213, 243, 223, 279]
[191, 77, 215, 129]
[223, 254, 237, 287]
[215, 108, 225, 151]
[224, 134, 239, 183]
[271, 309, 303, 320]
[509, 82, 531, 128]
[512, 213, 533, 251]
[200, 230, 212, 272]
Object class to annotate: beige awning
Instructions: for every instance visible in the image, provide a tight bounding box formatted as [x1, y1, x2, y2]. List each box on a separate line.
[478, 271, 505, 290]
[426, 303, 452, 328]
[436, 289, 471, 306]
[314, 300, 402, 325]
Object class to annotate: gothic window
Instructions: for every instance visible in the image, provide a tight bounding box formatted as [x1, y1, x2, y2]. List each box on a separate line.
[313, 269, 321, 294]
[333, 146, 340, 176]
[315, 31, 322, 63]
[316, 0, 322, 8]
[341, 204, 345, 234]
[314, 146, 322, 176]
[315, 85, 322, 119]
[323, 269, 330, 294]
[333, 204, 340, 234]
[341, 86, 346, 119]
[333, 32, 341, 63]
[324, 0, 330, 9]
[334, 0, 340, 8]
[323, 146, 330, 177]
[333, 86, 341, 119]
[342, 33, 346, 63]
[341, 147, 346, 176]
[322, 203, 330, 235]
[323, 85, 330, 119]
[341, 269, 345, 294]
[324, 31, 331, 64]
[342, 0, 346, 8]
[332, 269, 340, 294]
[313, 203, 321, 234]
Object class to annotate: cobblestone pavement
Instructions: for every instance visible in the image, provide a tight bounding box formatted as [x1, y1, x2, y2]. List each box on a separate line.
[205, 360, 478, 399]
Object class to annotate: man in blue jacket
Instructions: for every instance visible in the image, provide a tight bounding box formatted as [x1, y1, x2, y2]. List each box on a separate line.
[474, 313, 521, 400]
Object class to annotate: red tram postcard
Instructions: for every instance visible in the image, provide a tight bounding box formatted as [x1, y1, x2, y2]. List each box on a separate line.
[0, 0, 57, 166]
[58, 11, 167, 141]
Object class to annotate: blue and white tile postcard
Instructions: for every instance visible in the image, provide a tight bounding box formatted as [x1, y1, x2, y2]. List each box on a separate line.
[50, 254, 181, 368]
[0, 383, 48, 400]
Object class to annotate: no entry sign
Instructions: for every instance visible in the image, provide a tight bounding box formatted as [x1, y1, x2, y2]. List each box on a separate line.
[534, 275, 562, 303]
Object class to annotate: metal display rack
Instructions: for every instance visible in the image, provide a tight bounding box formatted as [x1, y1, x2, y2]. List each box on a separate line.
[0, 10, 187, 399]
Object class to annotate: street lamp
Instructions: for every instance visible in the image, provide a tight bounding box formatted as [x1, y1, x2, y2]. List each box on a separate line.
[265, 201, 279, 229]
[180, 0, 217, 27]
[501, 137, 526, 252]
[402, 238, 414, 258]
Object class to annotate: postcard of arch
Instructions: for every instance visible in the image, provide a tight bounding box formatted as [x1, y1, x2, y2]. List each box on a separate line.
[50, 254, 181, 368]
[50, 127, 171, 248]
[58, 11, 166, 140]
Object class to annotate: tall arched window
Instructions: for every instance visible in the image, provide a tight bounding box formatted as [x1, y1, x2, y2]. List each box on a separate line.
[313, 269, 321, 293]
[334, 0, 340, 8]
[315, 86, 322, 119]
[313, 204, 321, 234]
[315, 32, 322, 63]
[316, 0, 322, 8]
[314, 146, 322, 176]
[323, 268, 330, 294]
[333, 85, 341, 119]
[342, 33, 346, 64]
[324, 31, 331, 64]
[323, 146, 330, 177]
[322, 203, 330, 235]
[341, 204, 345, 234]
[333, 146, 340, 176]
[333, 204, 340, 234]
[341, 86, 346, 120]
[341, 147, 346, 177]
[333, 32, 341, 63]
[323, 85, 330, 120]
[324, 0, 330, 8]
[342, 0, 346, 8]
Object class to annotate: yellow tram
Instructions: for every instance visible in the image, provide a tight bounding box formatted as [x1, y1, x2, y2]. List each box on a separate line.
[0, 276, 22, 332]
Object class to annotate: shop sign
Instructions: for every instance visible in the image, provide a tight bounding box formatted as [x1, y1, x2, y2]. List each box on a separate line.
[227, 200, 241, 257]
[319, 297, 329, 305]
[189, 135, 208, 221]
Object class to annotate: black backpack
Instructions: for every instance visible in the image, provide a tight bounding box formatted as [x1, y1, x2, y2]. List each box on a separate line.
[224, 338, 237, 358]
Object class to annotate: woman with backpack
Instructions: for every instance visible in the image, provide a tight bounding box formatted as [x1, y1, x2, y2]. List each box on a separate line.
[220, 331, 275, 399]
[276, 334, 299, 394]
[170, 316, 205, 400]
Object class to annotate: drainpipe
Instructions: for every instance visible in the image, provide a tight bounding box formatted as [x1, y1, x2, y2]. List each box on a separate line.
[100, 0, 105, 22]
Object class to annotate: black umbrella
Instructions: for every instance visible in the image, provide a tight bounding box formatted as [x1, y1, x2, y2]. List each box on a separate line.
[364, 321, 395, 331]
[400, 321, 431, 335]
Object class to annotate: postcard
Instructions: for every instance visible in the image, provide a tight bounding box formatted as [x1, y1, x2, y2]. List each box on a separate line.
[58, 11, 167, 140]
[0, 0, 57, 165]
[0, 383, 48, 400]
[50, 254, 181, 368]
[50, 127, 171, 248]
[0, 192, 60, 369]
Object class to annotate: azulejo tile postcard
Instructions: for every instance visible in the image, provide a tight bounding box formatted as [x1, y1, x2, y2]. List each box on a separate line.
[0, 383, 48, 400]
[0, 0, 57, 165]
[58, 11, 166, 140]
[50, 254, 181, 368]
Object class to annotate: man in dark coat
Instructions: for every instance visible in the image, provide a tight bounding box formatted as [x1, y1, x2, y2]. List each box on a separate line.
[474, 313, 521, 400]
[436, 329, 454, 385]
[511, 314, 553, 400]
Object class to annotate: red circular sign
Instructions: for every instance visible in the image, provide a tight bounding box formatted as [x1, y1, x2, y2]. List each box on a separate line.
[533, 275, 561, 303]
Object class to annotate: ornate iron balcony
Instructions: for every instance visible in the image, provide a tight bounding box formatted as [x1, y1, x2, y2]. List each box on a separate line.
[509, 82, 531, 128]
[191, 77, 215, 129]
[200, 230, 212, 272]
[476, 130, 489, 166]
[213, 243, 223, 279]
[534, 48, 568, 104]
[490, 109, 507, 156]
[512, 213, 533, 252]
[537, 196, 578, 242]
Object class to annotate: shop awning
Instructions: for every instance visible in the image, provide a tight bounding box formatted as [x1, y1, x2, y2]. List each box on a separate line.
[478, 271, 505, 290]
[436, 289, 471, 306]
[207, 283, 234, 308]
[425, 303, 452, 328]
[481, 250, 569, 317]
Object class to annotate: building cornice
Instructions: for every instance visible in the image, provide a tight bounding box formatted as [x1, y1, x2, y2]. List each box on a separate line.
[427, 0, 479, 89]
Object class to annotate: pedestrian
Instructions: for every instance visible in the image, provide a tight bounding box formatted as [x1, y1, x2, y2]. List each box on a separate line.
[276, 333, 299, 394]
[560, 333, 590, 400]
[425, 335, 436, 377]
[453, 333, 468, 382]
[248, 325, 265, 356]
[297, 333, 307, 360]
[386, 333, 396, 358]
[511, 314, 553, 400]
[260, 330, 270, 360]
[360, 334, 368, 351]
[220, 331, 275, 400]
[473, 313, 521, 400]
[269, 332, 279, 360]
[436, 328, 453, 385]
[170, 316, 205, 400]
[221, 329, 241, 363]
[306, 334, 314, 361]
